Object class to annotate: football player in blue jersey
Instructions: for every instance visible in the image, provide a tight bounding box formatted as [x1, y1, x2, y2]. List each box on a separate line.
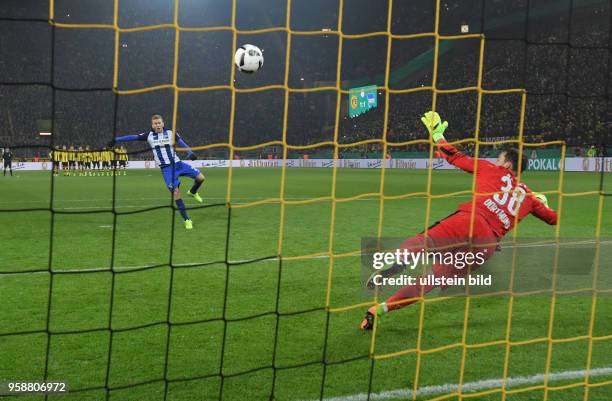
[109, 114, 205, 230]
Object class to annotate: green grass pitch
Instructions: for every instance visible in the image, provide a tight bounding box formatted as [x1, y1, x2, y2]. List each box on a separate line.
[1, 167, 611, 401]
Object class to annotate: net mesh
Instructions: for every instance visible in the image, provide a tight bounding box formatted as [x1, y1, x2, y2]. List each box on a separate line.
[0, 0, 610, 400]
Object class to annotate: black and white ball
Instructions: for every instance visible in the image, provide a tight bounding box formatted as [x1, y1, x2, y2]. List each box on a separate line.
[234, 44, 264, 74]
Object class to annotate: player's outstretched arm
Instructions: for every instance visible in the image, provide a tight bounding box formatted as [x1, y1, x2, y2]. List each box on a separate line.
[108, 134, 147, 148]
[421, 111, 480, 173]
[530, 192, 558, 225]
[176, 134, 197, 160]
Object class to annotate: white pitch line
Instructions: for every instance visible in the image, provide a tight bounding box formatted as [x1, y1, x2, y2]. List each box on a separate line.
[300, 366, 612, 401]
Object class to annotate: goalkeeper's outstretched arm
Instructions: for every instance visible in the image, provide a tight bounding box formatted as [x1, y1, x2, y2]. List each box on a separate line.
[420, 111, 488, 174]
[437, 142, 481, 173]
[530, 192, 558, 225]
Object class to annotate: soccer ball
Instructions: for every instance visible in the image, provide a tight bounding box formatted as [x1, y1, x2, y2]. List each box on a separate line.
[234, 44, 264, 74]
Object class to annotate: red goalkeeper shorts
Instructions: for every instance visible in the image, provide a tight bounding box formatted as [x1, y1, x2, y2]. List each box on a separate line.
[399, 210, 499, 284]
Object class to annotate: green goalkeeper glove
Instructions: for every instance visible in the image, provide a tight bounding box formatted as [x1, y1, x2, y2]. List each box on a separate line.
[533, 192, 549, 207]
[421, 111, 448, 143]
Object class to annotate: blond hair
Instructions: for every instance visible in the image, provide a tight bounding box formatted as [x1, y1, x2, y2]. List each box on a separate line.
[151, 114, 163, 121]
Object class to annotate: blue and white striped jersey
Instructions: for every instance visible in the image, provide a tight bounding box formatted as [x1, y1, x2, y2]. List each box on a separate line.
[137, 129, 181, 167]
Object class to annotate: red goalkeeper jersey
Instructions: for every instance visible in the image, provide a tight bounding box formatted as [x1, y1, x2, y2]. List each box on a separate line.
[437, 141, 558, 237]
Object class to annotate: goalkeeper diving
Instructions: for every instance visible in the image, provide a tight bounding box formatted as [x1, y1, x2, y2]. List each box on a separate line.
[361, 111, 558, 330]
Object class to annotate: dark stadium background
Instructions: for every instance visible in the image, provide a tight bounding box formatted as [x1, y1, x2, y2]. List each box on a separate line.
[1, 2, 612, 401]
